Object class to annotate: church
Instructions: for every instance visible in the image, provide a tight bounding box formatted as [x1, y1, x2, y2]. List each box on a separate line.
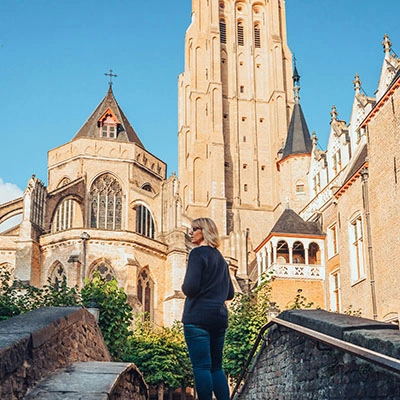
[1, 0, 399, 325]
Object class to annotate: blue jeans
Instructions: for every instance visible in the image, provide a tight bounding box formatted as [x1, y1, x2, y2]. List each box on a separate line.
[184, 324, 230, 400]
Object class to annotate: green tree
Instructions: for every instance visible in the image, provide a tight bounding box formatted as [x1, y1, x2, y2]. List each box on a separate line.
[81, 272, 133, 361]
[223, 274, 272, 382]
[125, 316, 192, 400]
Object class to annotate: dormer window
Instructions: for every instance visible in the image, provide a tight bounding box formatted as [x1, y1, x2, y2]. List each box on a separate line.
[98, 108, 120, 139]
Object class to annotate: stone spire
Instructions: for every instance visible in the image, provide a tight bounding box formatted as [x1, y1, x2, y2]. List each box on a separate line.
[330, 105, 338, 122]
[293, 59, 301, 104]
[353, 74, 362, 95]
[281, 65, 312, 159]
[382, 34, 392, 56]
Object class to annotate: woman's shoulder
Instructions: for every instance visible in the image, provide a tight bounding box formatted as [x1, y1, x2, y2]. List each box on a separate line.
[190, 245, 219, 256]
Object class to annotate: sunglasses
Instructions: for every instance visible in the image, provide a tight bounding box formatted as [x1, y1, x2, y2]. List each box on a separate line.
[191, 227, 202, 232]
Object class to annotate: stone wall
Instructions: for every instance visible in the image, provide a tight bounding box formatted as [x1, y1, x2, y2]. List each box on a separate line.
[0, 307, 111, 399]
[237, 310, 400, 400]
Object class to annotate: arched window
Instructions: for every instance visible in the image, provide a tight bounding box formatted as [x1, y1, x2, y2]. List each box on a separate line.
[308, 242, 321, 265]
[49, 261, 66, 289]
[137, 268, 153, 317]
[136, 205, 155, 239]
[237, 21, 244, 46]
[293, 241, 305, 264]
[90, 174, 122, 230]
[141, 183, 153, 193]
[57, 177, 71, 188]
[89, 259, 115, 282]
[53, 198, 75, 232]
[276, 240, 289, 263]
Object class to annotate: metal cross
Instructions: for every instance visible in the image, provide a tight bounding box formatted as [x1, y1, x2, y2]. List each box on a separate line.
[104, 69, 118, 87]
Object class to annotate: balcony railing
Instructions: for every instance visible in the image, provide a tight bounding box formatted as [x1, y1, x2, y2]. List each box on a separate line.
[267, 262, 325, 280]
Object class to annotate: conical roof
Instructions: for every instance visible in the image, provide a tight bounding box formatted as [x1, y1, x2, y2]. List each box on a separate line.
[72, 86, 144, 147]
[281, 103, 313, 159]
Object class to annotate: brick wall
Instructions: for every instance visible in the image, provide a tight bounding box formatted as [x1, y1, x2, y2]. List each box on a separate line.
[237, 310, 400, 400]
[0, 307, 111, 399]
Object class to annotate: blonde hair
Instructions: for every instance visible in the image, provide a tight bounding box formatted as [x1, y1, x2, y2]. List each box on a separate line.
[191, 217, 221, 248]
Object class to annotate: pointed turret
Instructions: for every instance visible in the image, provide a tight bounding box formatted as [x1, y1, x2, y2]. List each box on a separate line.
[281, 67, 312, 159]
[277, 65, 313, 213]
[73, 86, 144, 147]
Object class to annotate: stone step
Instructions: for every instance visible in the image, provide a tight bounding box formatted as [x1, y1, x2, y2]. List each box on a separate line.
[24, 361, 148, 400]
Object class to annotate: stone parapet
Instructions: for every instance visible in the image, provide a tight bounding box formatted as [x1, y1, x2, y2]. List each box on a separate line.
[237, 310, 400, 400]
[0, 307, 111, 399]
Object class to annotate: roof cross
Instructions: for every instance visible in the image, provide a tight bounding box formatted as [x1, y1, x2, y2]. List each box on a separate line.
[104, 69, 118, 87]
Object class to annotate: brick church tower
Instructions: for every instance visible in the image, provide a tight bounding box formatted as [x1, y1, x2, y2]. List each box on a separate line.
[178, 0, 295, 276]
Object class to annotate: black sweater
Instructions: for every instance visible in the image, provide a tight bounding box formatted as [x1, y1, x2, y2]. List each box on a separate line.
[181, 245, 234, 328]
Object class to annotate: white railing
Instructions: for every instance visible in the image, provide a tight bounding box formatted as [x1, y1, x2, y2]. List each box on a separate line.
[267, 262, 325, 280]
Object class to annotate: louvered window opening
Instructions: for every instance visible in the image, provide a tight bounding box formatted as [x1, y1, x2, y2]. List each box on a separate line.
[220, 20, 227, 44]
[254, 25, 261, 48]
[237, 22, 244, 46]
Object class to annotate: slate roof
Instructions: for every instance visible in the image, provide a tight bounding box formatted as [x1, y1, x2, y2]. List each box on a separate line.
[270, 208, 325, 236]
[281, 103, 313, 159]
[72, 86, 144, 147]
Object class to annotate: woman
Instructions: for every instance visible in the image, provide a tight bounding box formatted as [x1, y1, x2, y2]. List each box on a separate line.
[182, 217, 234, 400]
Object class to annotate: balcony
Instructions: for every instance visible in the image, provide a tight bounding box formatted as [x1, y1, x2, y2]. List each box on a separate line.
[268, 262, 325, 280]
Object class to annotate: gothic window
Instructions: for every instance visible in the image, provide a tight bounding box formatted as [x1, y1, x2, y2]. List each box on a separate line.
[141, 183, 153, 193]
[89, 259, 115, 282]
[49, 262, 66, 290]
[54, 198, 75, 232]
[90, 174, 122, 230]
[237, 21, 244, 46]
[57, 177, 71, 188]
[136, 205, 155, 239]
[137, 268, 153, 317]
[349, 215, 365, 282]
[219, 19, 226, 44]
[254, 24, 261, 48]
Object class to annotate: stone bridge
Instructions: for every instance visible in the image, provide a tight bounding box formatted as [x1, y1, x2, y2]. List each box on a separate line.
[1, 307, 400, 399]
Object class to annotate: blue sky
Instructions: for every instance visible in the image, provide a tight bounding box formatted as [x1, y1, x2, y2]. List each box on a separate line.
[1, 0, 400, 201]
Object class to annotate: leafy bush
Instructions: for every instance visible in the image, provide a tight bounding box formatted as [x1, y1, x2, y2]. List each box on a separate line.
[0, 270, 132, 361]
[81, 272, 133, 361]
[0, 269, 79, 319]
[125, 315, 192, 400]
